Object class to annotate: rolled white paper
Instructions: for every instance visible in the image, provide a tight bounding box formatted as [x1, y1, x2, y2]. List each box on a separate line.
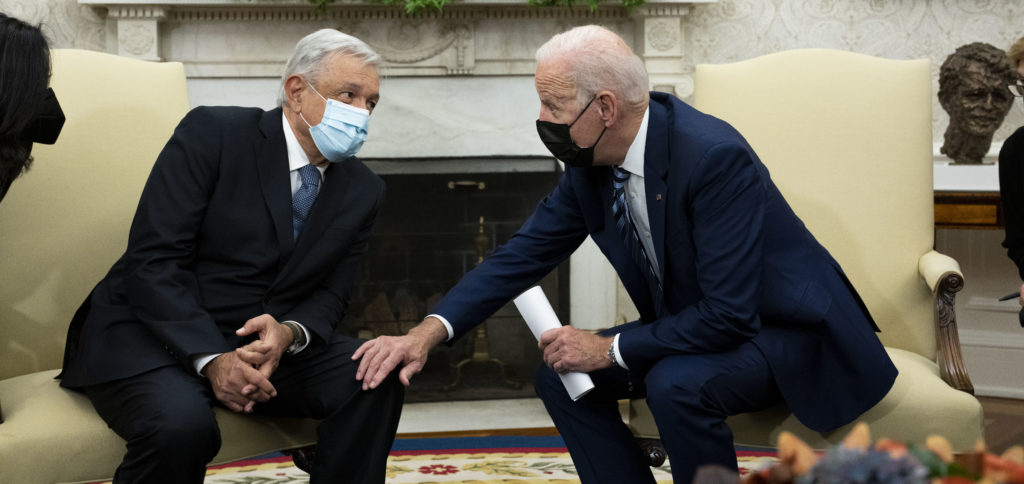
[513, 285, 595, 401]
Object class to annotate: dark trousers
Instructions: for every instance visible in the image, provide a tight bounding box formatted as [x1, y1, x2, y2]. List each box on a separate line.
[535, 331, 783, 484]
[83, 334, 404, 484]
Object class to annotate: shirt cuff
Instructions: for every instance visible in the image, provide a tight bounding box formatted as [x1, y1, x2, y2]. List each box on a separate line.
[193, 353, 221, 377]
[282, 320, 311, 354]
[426, 313, 454, 342]
[612, 333, 629, 370]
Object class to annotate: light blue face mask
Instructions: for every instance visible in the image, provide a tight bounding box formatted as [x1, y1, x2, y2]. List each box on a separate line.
[299, 80, 370, 163]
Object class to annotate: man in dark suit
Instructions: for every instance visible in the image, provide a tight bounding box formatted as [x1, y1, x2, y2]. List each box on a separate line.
[353, 25, 897, 483]
[59, 29, 402, 483]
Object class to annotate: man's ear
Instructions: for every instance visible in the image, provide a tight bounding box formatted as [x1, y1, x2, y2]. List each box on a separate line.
[595, 91, 617, 125]
[284, 75, 307, 112]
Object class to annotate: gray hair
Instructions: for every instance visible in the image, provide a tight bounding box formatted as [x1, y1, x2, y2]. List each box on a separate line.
[535, 25, 649, 111]
[277, 29, 381, 107]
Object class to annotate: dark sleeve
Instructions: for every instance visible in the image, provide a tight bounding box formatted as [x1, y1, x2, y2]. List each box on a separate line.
[1000, 128, 1024, 280]
[121, 107, 231, 362]
[0, 175, 11, 204]
[619, 141, 765, 370]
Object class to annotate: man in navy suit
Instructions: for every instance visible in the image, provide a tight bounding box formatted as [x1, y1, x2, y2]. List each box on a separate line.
[354, 25, 897, 483]
[59, 29, 402, 483]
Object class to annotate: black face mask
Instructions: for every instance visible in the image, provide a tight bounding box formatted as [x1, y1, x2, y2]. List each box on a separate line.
[536, 96, 607, 167]
[23, 88, 66, 145]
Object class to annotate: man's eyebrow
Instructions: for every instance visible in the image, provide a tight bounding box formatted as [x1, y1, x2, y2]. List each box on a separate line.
[542, 97, 566, 110]
[329, 82, 367, 95]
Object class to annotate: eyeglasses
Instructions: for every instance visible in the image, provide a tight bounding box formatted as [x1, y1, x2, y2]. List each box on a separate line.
[1009, 80, 1024, 97]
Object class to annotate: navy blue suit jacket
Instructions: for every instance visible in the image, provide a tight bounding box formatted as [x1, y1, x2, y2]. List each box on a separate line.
[432, 92, 896, 431]
[60, 106, 384, 388]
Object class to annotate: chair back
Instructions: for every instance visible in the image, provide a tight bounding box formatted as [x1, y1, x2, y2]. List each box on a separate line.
[693, 49, 936, 359]
[0, 49, 189, 380]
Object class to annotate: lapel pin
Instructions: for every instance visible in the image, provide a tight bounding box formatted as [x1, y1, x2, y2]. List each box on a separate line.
[656, 194, 662, 200]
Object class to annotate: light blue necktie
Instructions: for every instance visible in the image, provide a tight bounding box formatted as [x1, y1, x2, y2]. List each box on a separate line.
[292, 164, 320, 240]
[611, 166, 664, 316]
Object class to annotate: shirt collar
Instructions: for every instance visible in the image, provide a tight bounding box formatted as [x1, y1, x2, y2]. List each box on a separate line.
[281, 112, 326, 177]
[618, 107, 650, 178]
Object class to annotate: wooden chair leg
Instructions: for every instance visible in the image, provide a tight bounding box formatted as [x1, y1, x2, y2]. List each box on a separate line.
[281, 445, 317, 473]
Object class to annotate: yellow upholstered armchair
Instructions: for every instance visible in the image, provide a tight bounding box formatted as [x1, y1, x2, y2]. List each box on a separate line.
[629, 49, 984, 459]
[0, 49, 317, 483]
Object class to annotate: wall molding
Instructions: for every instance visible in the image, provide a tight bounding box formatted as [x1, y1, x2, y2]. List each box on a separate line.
[960, 328, 1024, 350]
[959, 328, 1024, 398]
[80, 0, 713, 93]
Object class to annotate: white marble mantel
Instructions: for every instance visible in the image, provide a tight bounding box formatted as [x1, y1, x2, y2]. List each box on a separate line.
[80, 0, 714, 88]
[80, 0, 715, 161]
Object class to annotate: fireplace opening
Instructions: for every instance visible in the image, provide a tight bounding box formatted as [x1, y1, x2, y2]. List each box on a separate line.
[339, 167, 570, 402]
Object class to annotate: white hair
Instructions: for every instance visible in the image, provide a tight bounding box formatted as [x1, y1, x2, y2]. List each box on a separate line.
[535, 25, 649, 111]
[277, 29, 381, 107]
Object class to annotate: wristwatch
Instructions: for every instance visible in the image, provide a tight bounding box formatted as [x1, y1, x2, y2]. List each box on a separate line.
[607, 341, 620, 368]
[282, 321, 303, 355]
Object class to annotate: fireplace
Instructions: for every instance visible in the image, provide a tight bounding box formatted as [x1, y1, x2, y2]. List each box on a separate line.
[339, 164, 569, 402]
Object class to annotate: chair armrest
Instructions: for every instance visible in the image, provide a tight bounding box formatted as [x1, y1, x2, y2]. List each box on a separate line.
[917, 250, 974, 394]
[919, 250, 962, 292]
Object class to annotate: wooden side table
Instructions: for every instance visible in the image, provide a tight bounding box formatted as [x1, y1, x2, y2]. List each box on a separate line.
[934, 191, 1003, 229]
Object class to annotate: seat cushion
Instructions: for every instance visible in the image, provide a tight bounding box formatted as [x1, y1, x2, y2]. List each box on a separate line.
[630, 348, 984, 452]
[0, 369, 319, 484]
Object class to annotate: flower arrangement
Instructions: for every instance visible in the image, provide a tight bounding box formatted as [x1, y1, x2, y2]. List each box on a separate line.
[742, 423, 1024, 484]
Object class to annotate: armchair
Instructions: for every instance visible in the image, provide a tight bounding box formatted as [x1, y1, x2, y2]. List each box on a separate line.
[629, 49, 983, 458]
[0, 49, 317, 483]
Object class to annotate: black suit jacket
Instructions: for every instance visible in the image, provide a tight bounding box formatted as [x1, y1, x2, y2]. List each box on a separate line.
[1000, 126, 1024, 279]
[60, 106, 384, 388]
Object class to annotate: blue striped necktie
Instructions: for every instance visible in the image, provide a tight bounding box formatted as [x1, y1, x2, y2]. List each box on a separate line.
[611, 166, 664, 316]
[292, 164, 320, 240]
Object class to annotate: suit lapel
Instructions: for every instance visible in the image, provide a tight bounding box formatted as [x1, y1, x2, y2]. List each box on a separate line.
[256, 108, 294, 262]
[644, 99, 670, 281]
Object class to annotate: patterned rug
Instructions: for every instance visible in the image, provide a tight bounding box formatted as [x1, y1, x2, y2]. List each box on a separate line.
[90, 435, 774, 480]
[93, 436, 779, 483]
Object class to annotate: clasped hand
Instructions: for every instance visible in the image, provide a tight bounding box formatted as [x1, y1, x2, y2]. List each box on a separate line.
[206, 314, 292, 413]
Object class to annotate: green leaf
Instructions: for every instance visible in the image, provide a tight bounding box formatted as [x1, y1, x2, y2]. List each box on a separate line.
[309, 0, 644, 14]
[906, 444, 949, 477]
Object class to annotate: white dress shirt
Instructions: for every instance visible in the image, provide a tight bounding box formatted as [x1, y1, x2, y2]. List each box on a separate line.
[608, 107, 654, 370]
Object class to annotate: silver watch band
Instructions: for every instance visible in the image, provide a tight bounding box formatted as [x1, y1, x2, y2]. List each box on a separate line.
[607, 341, 620, 368]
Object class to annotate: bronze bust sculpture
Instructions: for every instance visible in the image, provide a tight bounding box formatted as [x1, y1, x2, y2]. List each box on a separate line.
[939, 42, 1016, 164]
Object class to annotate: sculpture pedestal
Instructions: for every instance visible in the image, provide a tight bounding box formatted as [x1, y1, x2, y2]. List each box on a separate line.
[934, 160, 1002, 229]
